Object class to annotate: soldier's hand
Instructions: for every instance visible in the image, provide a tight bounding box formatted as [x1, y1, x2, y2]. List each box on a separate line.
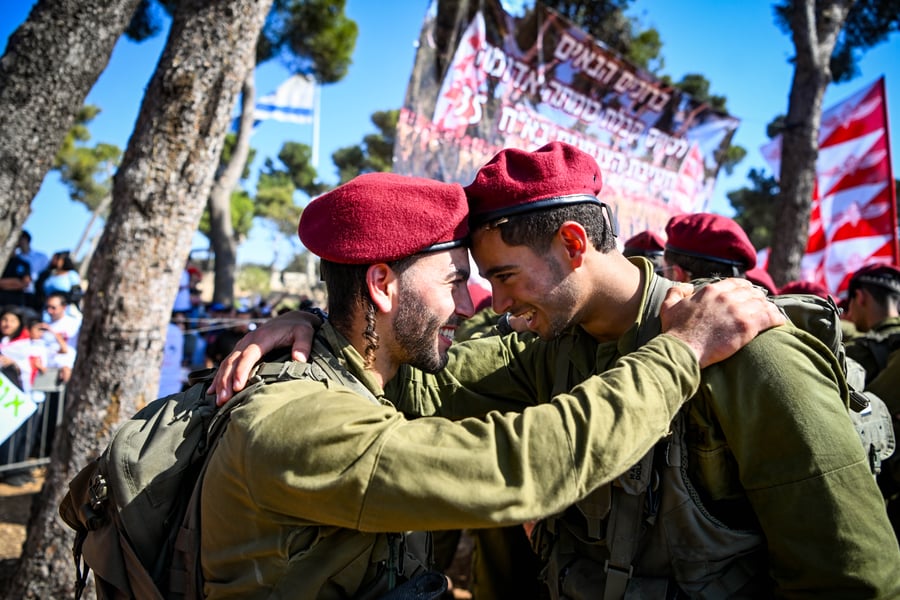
[660, 278, 785, 368]
[210, 310, 321, 405]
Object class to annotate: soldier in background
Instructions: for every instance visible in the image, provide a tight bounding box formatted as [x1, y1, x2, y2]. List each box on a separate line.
[622, 230, 665, 273]
[843, 263, 900, 543]
[661, 212, 756, 281]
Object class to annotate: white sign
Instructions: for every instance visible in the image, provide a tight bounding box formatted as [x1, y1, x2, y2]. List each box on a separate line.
[0, 370, 37, 445]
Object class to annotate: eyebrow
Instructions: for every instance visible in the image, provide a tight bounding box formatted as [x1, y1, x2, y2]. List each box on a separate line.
[481, 263, 516, 279]
[449, 265, 470, 281]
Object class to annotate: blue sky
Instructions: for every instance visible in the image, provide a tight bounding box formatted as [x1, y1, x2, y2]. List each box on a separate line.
[2, 0, 898, 268]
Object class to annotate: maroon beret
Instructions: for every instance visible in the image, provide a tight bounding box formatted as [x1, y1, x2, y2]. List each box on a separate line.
[298, 173, 469, 264]
[779, 280, 830, 298]
[665, 213, 756, 270]
[849, 263, 900, 295]
[465, 142, 605, 228]
[623, 231, 665, 257]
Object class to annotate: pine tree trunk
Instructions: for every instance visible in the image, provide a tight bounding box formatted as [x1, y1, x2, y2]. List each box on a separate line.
[0, 0, 141, 269]
[209, 72, 257, 306]
[768, 0, 853, 287]
[4, 1, 272, 597]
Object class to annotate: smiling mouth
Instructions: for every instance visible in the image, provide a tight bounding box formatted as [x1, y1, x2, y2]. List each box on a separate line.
[514, 309, 536, 326]
[439, 326, 456, 341]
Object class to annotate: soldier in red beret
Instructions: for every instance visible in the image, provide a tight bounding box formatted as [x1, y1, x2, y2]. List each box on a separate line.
[622, 230, 666, 273]
[843, 262, 900, 542]
[462, 143, 898, 598]
[661, 212, 757, 281]
[200, 171, 780, 599]
[467, 141, 899, 596]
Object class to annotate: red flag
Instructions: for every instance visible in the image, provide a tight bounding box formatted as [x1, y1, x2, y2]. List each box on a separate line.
[761, 77, 897, 298]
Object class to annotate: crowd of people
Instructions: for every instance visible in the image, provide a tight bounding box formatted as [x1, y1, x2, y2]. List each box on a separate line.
[0, 233, 83, 485]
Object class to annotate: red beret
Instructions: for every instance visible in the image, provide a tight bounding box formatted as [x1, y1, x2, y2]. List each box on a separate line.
[745, 267, 778, 295]
[465, 142, 605, 227]
[779, 280, 830, 298]
[849, 263, 900, 295]
[665, 213, 756, 270]
[298, 173, 469, 264]
[623, 231, 665, 257]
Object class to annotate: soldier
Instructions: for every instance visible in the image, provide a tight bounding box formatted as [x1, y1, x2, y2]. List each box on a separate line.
[622, 230, 665, 273]
[200, 171, 778, 599]
[843, 263, 900, 542]
[661, 212, 756, 281]
[223, 143, 900, 598]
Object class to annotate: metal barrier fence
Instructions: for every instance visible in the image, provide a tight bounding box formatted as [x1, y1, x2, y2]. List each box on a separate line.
[0, 368, 67, 475]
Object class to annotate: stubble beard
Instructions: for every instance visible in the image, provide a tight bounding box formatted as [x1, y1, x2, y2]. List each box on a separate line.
[394, 287, 449, 374]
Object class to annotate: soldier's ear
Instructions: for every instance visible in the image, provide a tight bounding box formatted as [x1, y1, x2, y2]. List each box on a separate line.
[366, 263, 399, 314]
[558, 221, 588, 267]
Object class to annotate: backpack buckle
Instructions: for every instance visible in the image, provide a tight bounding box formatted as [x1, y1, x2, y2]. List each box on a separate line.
[89, 473, 108, 511]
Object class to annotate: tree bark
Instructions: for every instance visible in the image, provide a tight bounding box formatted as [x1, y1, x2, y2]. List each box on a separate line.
[209, 72, 258, 306]
[4, 1, 272, 597]
[768, 0, 854, 287]
[0, 0, 141, 269]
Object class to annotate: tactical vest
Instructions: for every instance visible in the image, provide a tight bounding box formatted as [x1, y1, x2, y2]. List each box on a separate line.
[532, 276, 770, 599]
[532, 275, 896, 599]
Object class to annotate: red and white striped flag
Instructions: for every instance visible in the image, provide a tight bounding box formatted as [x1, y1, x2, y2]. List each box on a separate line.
[761, 77, 897, 298]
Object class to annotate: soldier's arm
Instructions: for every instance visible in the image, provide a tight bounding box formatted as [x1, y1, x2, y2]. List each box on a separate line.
[212, 278, 783, 407]
[703, 327, 900, 597]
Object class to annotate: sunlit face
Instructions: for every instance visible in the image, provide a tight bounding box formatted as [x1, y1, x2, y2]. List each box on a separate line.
[0, 312, 22, 338]
[392, 248, 474, 373]
[471, 227, 580, 340]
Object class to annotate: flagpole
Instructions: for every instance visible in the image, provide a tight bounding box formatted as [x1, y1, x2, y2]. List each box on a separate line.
[312, 80, 321, 170]
[879, 77, 899, 265]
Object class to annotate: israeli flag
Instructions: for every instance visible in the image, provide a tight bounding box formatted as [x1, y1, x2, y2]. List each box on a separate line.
[254, 74, 316, 124]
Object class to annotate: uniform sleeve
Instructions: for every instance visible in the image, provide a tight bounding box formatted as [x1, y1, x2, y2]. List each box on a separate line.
[865, 348, 900, 414]
[392, 329, 622, 420]
[237, 334, 700, 533]
[701, 327, 900, 598]
[389, 330, 552, 419]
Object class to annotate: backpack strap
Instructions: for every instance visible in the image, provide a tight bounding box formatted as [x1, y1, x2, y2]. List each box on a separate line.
[603, 275, 674, 599]
[251, 336, 380, 406]
[171, 334, 381, 598]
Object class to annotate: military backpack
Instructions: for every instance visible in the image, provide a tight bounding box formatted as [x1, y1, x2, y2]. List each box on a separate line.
[58, 336, 377, 600]
[772, 292, 896, 473]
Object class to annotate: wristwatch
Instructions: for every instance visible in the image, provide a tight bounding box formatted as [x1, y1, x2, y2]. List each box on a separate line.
[496, 312, 514, 336]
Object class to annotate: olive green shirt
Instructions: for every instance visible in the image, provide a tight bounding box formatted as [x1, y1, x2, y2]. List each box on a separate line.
[201, 322, 701, 599]
[391, 261, 900, 598]
[846, 315, 900, 415]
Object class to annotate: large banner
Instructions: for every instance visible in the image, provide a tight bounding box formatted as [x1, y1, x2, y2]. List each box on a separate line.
[394, 0, 740, 238]
[761, 77, 897, 297]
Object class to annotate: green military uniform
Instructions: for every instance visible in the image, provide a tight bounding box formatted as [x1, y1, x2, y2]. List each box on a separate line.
[455, 306, 500, 342]
[447, 306, 547, 598]
[846, 315, 900, 414]
[201, 320, 704, 599]
[392, 259, 900, 598]
[845, 315, 900, 546]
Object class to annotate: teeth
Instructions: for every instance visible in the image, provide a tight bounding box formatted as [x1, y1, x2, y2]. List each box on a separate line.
[515, 310, 536, 323]
[440, 327, 455, 341]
